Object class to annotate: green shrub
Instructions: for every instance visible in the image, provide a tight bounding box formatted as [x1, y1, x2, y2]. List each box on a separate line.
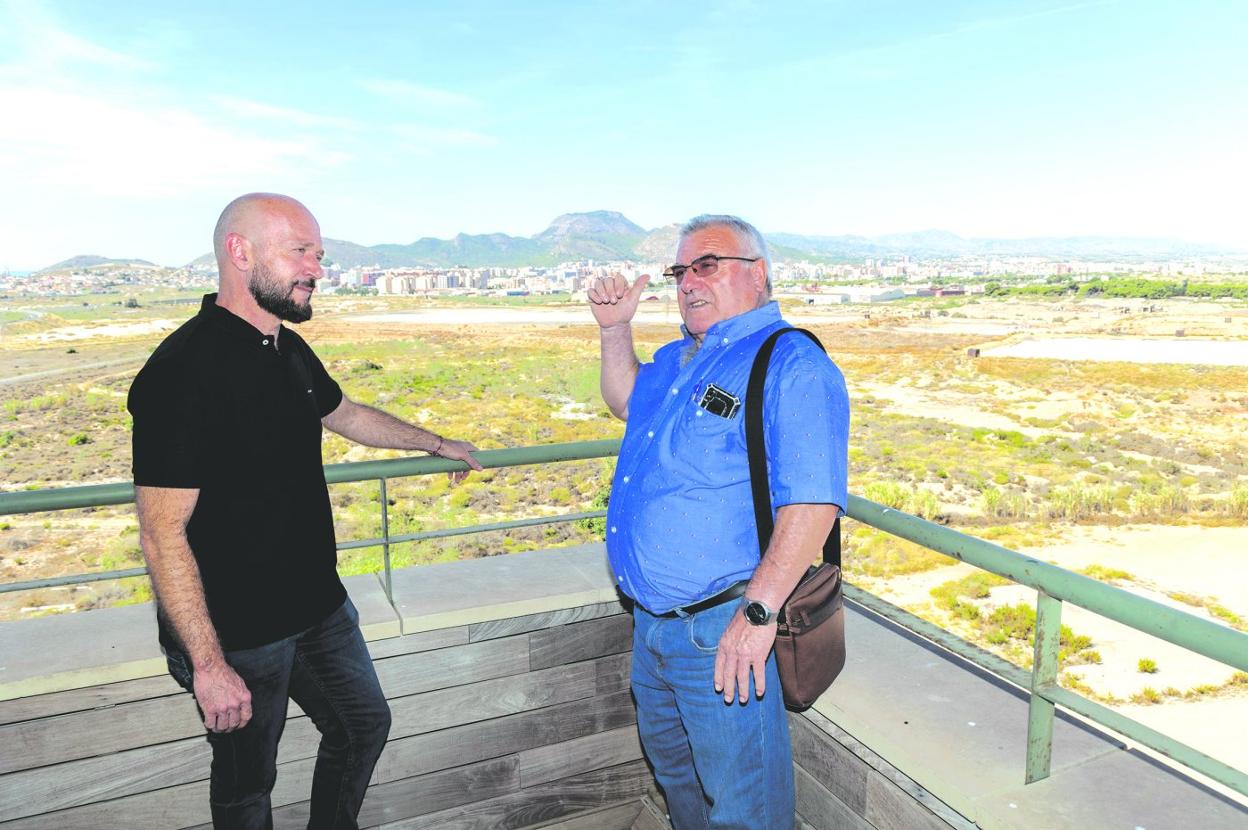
[864, 481, 908, 510]
[929, 572, 1010, 620]
[1138, 658, 1158, 674]
[1207, 604, 1245, 630]
[575, 485, 610, 538]
[848, 527, 950, 578]
[985, 603, 1035, 642]
[1080, 564, 1133, 582]
[67, 433, 92, 446]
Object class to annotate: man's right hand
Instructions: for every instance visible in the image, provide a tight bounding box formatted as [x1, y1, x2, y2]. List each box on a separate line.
[193, 659, 253, 732]
[588, 274, 650, 329]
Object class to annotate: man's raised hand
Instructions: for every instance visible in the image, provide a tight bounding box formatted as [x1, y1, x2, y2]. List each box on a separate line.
[587, 274, 650, 329]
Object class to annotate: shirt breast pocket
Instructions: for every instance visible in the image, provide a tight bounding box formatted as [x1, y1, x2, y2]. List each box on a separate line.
[677, 400, 743, 462]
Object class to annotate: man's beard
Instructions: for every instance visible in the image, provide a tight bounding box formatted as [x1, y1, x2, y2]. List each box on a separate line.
[249, 259, 313, 324]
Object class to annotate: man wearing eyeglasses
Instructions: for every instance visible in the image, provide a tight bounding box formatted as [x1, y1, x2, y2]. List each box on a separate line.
[588, 215, 849, 829]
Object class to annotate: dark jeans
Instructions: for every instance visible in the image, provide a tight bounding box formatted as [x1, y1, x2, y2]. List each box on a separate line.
[165, 598, 391, 830]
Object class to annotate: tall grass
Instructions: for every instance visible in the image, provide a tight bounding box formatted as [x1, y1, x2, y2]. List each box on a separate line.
[980, 487, 1030, 519]
[1045, 484, 1116, 520]
[863, 481, 941, 520]
[1228, 485, 1248, 519]
[1127, 486, 1190, 518]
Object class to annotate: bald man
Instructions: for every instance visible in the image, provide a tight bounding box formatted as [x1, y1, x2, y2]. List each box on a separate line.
[127, 193, 483, 829]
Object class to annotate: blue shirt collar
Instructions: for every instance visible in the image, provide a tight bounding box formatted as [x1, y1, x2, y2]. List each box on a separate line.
[678, 301, 782, 348]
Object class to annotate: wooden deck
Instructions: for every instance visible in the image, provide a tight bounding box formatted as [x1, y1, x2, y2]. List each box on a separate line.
[0, 599, 655, 828]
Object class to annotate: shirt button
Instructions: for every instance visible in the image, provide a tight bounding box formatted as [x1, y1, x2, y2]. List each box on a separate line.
[622, 476, 630, 483]
[722, 336, 729, 344]
[262, 339, 269, 346]
[610, 526, 617, 533]
[618, 576, 623, 582]
[671, 388, 679, 395]
[647, 431, 654, 438]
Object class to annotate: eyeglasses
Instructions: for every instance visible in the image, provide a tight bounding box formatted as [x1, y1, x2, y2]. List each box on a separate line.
[662, 254, 760, 284]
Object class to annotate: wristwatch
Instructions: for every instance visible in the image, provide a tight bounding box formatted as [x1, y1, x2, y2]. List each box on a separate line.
[743, 598, 775, 626]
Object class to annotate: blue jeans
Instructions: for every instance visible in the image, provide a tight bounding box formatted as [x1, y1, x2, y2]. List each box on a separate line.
[165, 598, 391, 830]
[631, 601, 794, 830]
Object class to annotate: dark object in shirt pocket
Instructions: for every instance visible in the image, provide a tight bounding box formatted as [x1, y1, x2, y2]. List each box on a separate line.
[698, 384, 741, 419]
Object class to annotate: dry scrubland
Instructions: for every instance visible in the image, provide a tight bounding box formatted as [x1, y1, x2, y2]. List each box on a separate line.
[2, 291, 1247, 743]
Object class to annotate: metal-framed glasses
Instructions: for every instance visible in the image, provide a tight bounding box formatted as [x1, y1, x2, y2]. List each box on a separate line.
[662, 254, 760, 284]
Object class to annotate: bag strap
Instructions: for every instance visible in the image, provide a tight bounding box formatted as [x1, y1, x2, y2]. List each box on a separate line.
[745, 327, 841, 568]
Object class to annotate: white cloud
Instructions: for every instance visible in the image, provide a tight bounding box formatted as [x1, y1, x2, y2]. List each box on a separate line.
[211, 95, 363, 131]
[0, 0, 154, 74]
[360, 78, 479, 109]
[390, 123, 498, 151]
[0, 87, 352, 199]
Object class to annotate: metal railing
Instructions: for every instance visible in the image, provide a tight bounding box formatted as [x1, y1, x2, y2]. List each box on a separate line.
[0, 440, 622, 600]
[0, 439, 1245, 798]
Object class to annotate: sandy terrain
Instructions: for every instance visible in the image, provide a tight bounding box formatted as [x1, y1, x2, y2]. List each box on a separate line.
[854, 379, 1080, 437]
[1115, 696, 1248, 776]
[29, 319, 179, 343]
[980, 337, 1248, 366]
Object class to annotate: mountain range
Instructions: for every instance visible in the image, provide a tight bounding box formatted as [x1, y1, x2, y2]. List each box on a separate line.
[41, 211, 1244, 273]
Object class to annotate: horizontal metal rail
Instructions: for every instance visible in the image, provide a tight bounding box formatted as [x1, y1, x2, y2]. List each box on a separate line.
[1, 439, 1244, 796]
[335, 510, 607, 551]
[4, 511, 608, 593]
[0, 440, 623, 516]
[0, 441, 620, 595]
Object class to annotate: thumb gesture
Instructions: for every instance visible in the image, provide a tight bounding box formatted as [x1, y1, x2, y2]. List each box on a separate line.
[588, 274, 650, 329]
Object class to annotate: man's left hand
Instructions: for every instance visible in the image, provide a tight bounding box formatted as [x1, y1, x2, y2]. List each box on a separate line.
[435, 438, 484, 483]
[713, 608, 777, 704]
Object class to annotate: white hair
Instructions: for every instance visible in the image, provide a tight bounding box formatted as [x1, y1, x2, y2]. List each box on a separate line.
[678, 214, 771, 294]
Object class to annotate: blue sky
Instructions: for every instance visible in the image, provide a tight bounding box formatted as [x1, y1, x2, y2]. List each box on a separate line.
[1, 0, 1245, 269]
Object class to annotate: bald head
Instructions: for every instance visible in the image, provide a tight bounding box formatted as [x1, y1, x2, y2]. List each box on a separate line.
[213, 193, 316, 267]
[212, 193, 324, 328]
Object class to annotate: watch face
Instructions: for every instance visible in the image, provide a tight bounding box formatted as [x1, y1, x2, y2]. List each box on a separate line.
[745, 601, 769, 625]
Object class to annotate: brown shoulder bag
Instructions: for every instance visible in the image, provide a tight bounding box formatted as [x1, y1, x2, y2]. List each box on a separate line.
[746, 327, 847, 712]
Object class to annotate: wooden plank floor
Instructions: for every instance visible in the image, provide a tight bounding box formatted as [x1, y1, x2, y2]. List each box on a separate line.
[0, 605, 648, 830]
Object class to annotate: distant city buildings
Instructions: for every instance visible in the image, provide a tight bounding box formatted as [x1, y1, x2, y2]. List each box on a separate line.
[0, 252, 1241, 300]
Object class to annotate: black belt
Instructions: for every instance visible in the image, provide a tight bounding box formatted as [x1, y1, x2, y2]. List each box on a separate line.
[655, 581, 749, 618]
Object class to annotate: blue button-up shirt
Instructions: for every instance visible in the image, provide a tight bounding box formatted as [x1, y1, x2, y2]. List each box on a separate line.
[606, 302, 850, 613]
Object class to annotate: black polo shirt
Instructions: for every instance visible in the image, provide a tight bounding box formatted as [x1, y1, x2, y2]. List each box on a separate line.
[128, 294, 346, 650]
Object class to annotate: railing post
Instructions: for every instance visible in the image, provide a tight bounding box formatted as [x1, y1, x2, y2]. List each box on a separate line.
[1026, 590, 1062, 783]
[379, 478, 392, 603]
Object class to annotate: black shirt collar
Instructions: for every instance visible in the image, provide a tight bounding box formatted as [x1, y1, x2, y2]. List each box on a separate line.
[198, 293, 284, 350]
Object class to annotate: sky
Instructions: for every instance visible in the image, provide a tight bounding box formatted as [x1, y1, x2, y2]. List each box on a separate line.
[1, 0, 1245, 270]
